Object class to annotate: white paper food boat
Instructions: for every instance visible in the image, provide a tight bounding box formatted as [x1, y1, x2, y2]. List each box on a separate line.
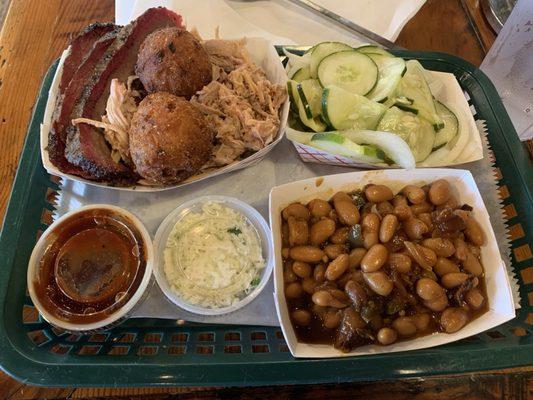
[40, 37, 289, 192]
[269, 169, 514, 358]
[290, 71, 484, 169]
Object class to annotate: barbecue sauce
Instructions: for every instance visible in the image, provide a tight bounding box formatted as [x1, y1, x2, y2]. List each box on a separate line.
[34, 208, 146, 324]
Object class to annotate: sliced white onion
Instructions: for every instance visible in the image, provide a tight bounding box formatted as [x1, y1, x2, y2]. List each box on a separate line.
[343, 130, 416, 169]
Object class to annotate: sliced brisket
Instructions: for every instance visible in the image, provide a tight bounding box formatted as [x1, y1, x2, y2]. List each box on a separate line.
[65, 7, 184, 182]
[48, 24, 120, 177]
[59, 23, 117, 94]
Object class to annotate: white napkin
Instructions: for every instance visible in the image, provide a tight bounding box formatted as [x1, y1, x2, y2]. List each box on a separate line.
[116, 0, 426, 42]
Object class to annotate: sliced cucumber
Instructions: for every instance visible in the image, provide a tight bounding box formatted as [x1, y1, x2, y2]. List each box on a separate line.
[394, 96, 414, 105]
[288, 80, 326, 132]
[356, 45, 394, 57]
[283, 48, 311, 70]
[376, 106, 435, 162]
[297, 79, 323, 119]
[322, 85, 386, 130]
[433, 101, 458, 149]
[310, 132, 384, 163]
[365, 54, 406, 103]
[287, 81, 299, 113]
[317, 51, 378, 96]
[292, 66, 312, 82]
[309, 41, 353, 78]
[398, 60, 444, 130]
[394, 103, 419, 114]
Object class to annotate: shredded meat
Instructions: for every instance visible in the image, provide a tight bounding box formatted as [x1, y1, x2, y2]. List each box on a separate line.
[73, 35, 286, 177]
[191, 39, 286, 168]
[72, 77, 139, 165]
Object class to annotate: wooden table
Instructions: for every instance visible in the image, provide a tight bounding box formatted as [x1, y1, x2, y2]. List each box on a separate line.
[0, 0, 530, 398]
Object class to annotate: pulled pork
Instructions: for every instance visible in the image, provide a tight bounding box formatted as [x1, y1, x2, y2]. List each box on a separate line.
[72, 77, 140, 165]
[191, 39, 287, 168]
[73, 36, 286, 174]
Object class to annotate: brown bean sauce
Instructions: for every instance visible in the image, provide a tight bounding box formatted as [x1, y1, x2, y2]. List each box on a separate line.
[282, 181, 490, 351]
[34, 209, 146, 324]
[288, 277, 488, 346]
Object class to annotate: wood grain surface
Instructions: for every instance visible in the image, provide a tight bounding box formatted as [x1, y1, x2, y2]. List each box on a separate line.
[0, 0, 530, 398]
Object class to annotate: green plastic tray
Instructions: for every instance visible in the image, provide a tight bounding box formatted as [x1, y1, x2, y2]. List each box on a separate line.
[0, 50, 532, 387]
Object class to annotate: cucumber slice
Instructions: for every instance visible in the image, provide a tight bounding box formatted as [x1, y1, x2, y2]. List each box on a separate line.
[398, 60, 443, 129]
[376, 106, 435, 162]
[283, 48, 311, 69]
[365, 54, 406, 102]
[291, 66, 312, 82]
[310, 132, 384, 163]
[309, 41, 353, 78]
[287, 81, 299, 113]
[322, 85, 386, 130]
[356, 45, 394, 57]
[288, 80, 326, 132]
[317, 51, 378, 96]
[297, 79, 323, 119]
[394, 103, 419, 114]
[394, 96, 414, 105]
[433, 101, 458, 149]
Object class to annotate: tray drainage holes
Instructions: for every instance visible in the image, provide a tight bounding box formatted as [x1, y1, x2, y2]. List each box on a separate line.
[252, 344, 269, 353]
[520, 266, 533, 284]
[40, 208, 54, 226]
[49, 344, 72, 355]
[115, 332, 137, 343]
[224, 345, 242, 354]
[22, 305, 39, 323]
[65, 334, 83, 342]
[279, 344, 289, 353]
[275, 330, 284, 340]
[28, 330, 50, 346]
[50, 327, 67, 337]
[168, 346, 186, 355]
[514, 243, 533, 263]
[89, 333, 109, 342]
[224, 332, 241, 341]
[198, 332, 214, 342]
[171, 332, 189, 343]
[486, 330, 506, 339]
[251, 331, 266, 341]
[196, 345, 214, 354]
[78, 345, 102, 355]
[49, 175, 62, 184]
[108, 346, 130, 355]
[511, 327, 530, 337]
[144, 333, 163, 343]
[45, 187, 58, 204]
[138, 346, 159, 356]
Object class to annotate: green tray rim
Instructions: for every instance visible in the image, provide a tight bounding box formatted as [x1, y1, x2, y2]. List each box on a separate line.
[0, 50, 532, 387]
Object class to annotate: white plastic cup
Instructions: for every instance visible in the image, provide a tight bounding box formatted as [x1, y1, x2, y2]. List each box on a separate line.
[27, 204, 154, 332]
[153, 195, 274, 316]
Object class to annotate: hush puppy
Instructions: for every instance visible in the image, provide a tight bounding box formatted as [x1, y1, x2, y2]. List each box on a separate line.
[135, 27, 212, 99]
[129, 92, 212, 184]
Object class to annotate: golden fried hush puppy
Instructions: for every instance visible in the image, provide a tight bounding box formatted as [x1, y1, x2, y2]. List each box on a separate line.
[129, 92, 212, 184]
[135, 27, 212, 99]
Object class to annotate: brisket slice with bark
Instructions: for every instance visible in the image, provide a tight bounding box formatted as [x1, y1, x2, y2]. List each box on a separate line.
[49, 28, 120, 176]
[65, 7, 184, 182]
[59, 23, 117, 94]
